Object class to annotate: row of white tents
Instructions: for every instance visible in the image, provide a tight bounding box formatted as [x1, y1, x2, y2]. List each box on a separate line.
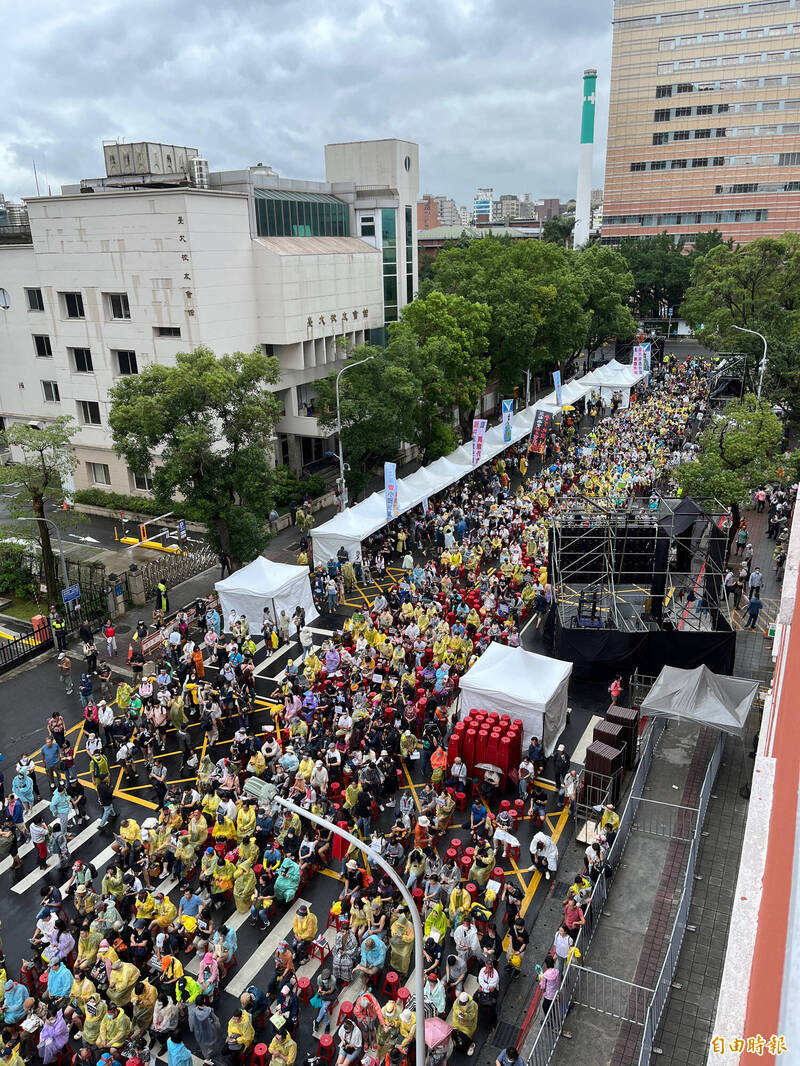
[312, 358, 648, 565]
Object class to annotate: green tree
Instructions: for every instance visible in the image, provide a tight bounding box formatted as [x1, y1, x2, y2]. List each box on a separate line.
[675, 394, 784, 545]
[542, 214, 575, 246]
[108, 346, 281, 566]
[314, 341, 422, 500]
[618, 231, 724, 319]
[573, 245, 636, 358]
[682, 234, 800, 414]
[0, 417, 79, 604]
[395, 290, 491, 442]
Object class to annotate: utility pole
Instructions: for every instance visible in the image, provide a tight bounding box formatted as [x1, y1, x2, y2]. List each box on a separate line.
[731, 324, 768, 399]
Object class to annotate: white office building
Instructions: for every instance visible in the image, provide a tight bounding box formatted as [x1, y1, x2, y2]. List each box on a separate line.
[0, 138, 419, 488]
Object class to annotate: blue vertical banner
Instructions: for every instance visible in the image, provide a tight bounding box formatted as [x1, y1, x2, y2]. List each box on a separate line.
[384, 461, 399, 521]
[501, 398, 514, 442]
[552, 369, 562, 408]
[472, 419, 488, 466]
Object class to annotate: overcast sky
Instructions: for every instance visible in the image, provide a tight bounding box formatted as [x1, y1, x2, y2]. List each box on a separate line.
[2, 0, 612, 209]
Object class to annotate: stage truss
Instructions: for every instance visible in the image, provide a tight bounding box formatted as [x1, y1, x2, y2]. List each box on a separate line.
[550, 496, 733, 634]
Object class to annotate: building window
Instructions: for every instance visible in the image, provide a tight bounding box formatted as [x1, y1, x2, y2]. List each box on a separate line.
[656, 84, 673, 97]
[26, 288, 44, 312]
[677, 82, 695, 92]
[695, 128, 711, 138]
[254, 191, 350, 238]
[674, 130, 690, 139]
[381, 208, 398, 322]
[105, 293, 131, 320]
[653, 132, 670, 144]
[696, 104, 713, 115]
[154, 326, 181, 338]
[713, 156, 726, 165]
[33, 334, 52, 358]
[651, 159, 667, 169]
[78, 400, 101, 425]
[61, 292, 85, 319]
[70, 348, 94, 373]
[359, 215, 376, 237]
[654, 108, 672, 121]
[405, 205, 414, 304]
[779, 151, 800, 163]
[41, 381, 60, 403]
[630, 161, 647, 171]
[675, 106, 692, 116]
[692, 157, 709, 166]
[671, 158, 688, 168]
[115, 350, 138, 375]
[132, 469, 153, 491]
[88, 462, 111, 486]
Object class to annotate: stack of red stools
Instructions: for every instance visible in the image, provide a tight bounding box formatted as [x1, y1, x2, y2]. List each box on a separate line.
[448, 708, 524, 788]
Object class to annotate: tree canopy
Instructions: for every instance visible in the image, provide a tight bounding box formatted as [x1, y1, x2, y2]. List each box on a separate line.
[108, 346, 281, 566]
[618, 230, 725, 319]
[542, 214, 575, 246]
[681, 233, 800, 417]
[0, 417, 79, 603]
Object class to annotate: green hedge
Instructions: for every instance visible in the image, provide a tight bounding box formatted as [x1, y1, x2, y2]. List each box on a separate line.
[0, 545, 38, 599]
[73, 468, 327, 519]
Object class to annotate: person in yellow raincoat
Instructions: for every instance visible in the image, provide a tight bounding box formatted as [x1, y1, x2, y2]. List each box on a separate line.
[389, 913, 414, 975]
[247, 748, 267, 777]
[233, 860, 256, 914]
[343, 780, 362, 814]
[98, 1002, 131, 1050]
[201, 790, 221, 821]
[449, 884, 472, 928]
[226, 1009, 254, 1058]
[64, 972, 96, 1028]
[292, 904, 318, 960]
[448, 991, 478, 1055]
[107, 959, 140, 1007]
[399, 1008, 416, 1053]
[75, 927, 103, 974]
[424, 902, 449, 943]
[101, 865, 125, 901]
[186, 810, 208, 853]
[236, 801, 257, 842]
[115, 682, 132, 711]
[238, 836, 259, 867]
[130, 978, 158, 1035]
[78, 991, 106, 1046]
[269, 1029, 297, 1066]
[212, 811, 237, 844]
[211, 854, 236, 901]
[149, 892, 177, 934]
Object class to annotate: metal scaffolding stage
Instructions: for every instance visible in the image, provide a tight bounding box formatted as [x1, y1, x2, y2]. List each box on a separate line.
[550, 496, 732, 634]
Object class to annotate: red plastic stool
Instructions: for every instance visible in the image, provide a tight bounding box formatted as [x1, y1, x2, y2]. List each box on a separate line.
[397, 986, 411, 1008]
[382, 970, 400, 998]
[459, 854, 472, 879]
[491, 866, 505, 888]
[412, 887, 424, 912]
[445, 848, 458, 864]
[450, 837, 464, 859]
[297, 975, 312, 1004]
[251, 1043, 270, 1066]
[317, 1035, 335, 1064]
[464, 846, 475, 862]
[326, 909, 343, 931]
[338, 1000, 355, 1024]
[505, 843, 521, 861]
[309, 937, 331, 964]
[465, 882, 479, 903]
[514, 799, 526, 821]
[500, 799, 511, 815]
[455, 792, 468, 812]
[329, 782, 342, 804]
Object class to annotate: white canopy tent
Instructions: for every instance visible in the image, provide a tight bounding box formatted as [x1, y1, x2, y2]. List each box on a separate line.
[215, 557, 318, 629]
[311, 359, 643, 565]
[579, 358, 648, 409]
[458, 642, 573, 756]
[640, 665, 759, 738]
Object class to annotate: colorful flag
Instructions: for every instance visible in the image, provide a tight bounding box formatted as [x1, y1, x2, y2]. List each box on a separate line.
[552, 369, 562, 408]
[384, 461, 399, 521]
[472, 418, 488, 466]
[502, 399, 514, 442]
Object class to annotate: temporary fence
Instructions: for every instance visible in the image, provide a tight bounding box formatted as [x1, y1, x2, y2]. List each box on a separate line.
[524, 719, 725, 1066]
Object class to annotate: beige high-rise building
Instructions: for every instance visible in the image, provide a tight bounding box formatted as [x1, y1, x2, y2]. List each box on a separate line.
[602, 0, 800, 246]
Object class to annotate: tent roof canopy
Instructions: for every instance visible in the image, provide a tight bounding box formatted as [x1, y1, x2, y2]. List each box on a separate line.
[458, 642, 572, 704]
[215, 556, 310, 595]
[640, 664, 759, 738]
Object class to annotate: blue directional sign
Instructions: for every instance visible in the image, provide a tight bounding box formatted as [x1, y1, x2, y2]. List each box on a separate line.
[178, 519, 187, 539]
[61, 584, 81, 604]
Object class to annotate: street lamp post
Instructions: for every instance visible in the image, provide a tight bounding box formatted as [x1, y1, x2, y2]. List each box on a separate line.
[731, 324, 768, 399]
[243, 778, 427, 1066]
[335, 354, 376, 510]
[11, 515, 69, 590]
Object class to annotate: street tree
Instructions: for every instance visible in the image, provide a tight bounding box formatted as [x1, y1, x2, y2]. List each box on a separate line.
[396, 290, 491, 442]
[675, 394, 784, 546]
[618, 231, 725, 319]
[542, 214, 575, 246]
[572, 245, 636, 358]
[108, 346, 281, 567]
[0, 417, 79, 603]
[314, 341, 422, 500]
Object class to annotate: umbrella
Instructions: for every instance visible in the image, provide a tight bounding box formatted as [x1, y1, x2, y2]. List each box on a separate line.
[475, 762, 503, 775]
[561, 404, 576, 411]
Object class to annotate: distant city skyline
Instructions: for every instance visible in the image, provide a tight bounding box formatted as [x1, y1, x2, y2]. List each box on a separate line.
[1, 0, 611, 207]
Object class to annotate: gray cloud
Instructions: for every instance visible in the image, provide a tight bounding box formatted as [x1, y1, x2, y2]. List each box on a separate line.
[1, 0, 612, 207]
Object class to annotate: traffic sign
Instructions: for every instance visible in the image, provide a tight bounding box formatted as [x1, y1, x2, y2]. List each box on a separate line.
[178, 519, 187, 540]
[61, 584, 80, 604]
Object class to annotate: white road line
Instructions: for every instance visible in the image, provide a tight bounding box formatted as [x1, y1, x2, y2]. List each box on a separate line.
[572, 715, 603, 768]
[24, 800, 50, 822]
[60, 843, 116, 895]
[0, 802, 68, 876]
[308, 627, 335, 636]
[11, 819, 102, 894]
[186, 907, 251, 974]
[333, 975, 365, 1022]
[226, 898, 311, 998]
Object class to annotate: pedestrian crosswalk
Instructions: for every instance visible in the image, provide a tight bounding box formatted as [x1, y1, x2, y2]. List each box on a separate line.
[12, 818, 103, 895]
[0, 800, 51, 877]
[227, 898, 312, 997]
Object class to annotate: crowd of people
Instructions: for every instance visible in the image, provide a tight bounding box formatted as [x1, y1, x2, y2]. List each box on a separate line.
[0, 355, 768, 1066]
